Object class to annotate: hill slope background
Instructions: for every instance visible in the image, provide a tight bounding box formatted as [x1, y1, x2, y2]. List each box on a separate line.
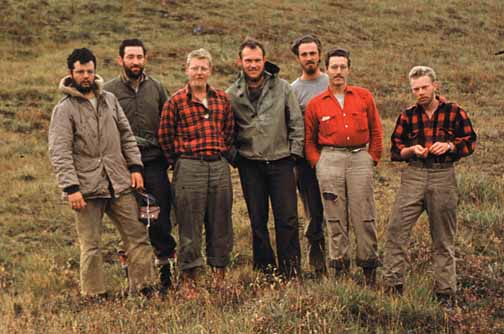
[0, 0, 503, 333]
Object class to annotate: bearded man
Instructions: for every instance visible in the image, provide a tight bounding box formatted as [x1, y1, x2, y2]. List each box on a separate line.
[104, 39, 176, 294]
[49, 48, 155, 298]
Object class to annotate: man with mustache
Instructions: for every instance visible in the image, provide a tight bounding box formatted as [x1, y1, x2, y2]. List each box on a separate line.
[305, 48, 383, 286]
[227, 38, 304, 279]
[104, 39, 176, 294]
[383, 66, 476, 305]
[290, 34, 329, 278]
[49, 48, 155, 298]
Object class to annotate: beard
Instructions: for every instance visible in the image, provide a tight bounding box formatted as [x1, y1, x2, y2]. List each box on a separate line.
[124, 65, 144, 80]
[72, 78, 97, 94]
[302, 61, 319, 75]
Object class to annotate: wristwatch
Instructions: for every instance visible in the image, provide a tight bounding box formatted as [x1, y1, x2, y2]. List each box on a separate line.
[447, 142, 453, 152]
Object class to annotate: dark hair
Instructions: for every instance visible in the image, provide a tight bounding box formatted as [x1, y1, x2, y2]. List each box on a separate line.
[325, 47, 351, 68]
[291, 34, 322, 56]
[119, 39, 147, 58]
[67, 48, 96, 71]
[238, 37, 266, 59]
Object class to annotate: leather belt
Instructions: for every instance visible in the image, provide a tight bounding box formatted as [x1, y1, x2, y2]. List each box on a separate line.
[409, 160, 453, 169]
[325, 145, 366, 153]
[179, 154, 222, 162]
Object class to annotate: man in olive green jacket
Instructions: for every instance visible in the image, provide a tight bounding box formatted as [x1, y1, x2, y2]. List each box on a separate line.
[227, 38, 304, 279]
[48, 48, 155, 298]
[104, 39, 176, 293]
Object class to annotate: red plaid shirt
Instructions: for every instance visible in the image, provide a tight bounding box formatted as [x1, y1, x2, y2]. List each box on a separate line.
[158, 84, 235, 164]
[391, 96, 476, 162]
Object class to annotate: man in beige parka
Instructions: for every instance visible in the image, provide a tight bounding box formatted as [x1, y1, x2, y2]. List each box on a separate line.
[48, 48, 155, 298]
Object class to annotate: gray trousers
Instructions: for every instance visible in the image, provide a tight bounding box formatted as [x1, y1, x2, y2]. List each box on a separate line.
[383, 165, 458, 294]
[316, 147, 379, 269]
[172, 158, 233, 271]
[75, 192, 155, 296]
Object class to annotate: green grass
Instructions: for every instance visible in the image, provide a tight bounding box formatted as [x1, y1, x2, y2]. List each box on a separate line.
[1, 0, 504, 333]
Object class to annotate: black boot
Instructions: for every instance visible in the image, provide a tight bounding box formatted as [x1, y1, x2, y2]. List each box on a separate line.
[385, 284, 403, 296]
[159, 263, 172, 295]
[363, 267, 377, 288]
[330, 258, 350, 278]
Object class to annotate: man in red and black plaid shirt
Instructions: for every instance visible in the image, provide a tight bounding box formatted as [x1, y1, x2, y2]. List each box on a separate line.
[158, 48, 234, 299]
[383, 66, 476, 305]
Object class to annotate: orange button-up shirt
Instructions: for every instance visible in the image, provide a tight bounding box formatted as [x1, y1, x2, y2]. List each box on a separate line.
[304, 85, 383, 167]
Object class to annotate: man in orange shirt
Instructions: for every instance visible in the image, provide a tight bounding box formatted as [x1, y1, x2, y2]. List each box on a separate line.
[304, 48, 383, 286]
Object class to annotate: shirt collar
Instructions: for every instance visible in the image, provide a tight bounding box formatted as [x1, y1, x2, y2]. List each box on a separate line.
[184, 83, 217, 101]
[321, 85, 353, 99]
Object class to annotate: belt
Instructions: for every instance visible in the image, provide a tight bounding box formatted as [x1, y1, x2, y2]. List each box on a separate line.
[179, 154, 222, 162]
[324, 145, 366, 153]
[409, 161, 453, 169]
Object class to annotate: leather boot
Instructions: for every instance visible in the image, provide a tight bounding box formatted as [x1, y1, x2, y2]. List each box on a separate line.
[211, 267, 226, 290]
[181, 269, 198, 300]
[363, 267, 376, 288]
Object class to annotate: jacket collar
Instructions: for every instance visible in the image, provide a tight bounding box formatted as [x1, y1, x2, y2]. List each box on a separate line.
[120, 72, 148, 86]
[58, 75, 105, 99]
[234, 61, 280, 97]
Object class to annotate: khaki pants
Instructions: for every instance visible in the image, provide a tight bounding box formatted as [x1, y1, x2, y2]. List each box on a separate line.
[75, 192, 155, 296]
[383, 165, 458, 294]
[316, 147, 379, 269]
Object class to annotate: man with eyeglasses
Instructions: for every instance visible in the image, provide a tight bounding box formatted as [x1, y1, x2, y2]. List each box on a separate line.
[158, 48, 234, 299]
[304, 48, 383, 286]
[104, 39, 176, 295]
[49, 48, 155, 299]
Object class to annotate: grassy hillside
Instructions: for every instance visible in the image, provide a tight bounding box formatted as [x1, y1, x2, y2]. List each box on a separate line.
[1, 0, 503, 333]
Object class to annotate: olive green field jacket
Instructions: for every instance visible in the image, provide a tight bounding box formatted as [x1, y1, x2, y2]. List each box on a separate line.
[226, 62, 304, 161]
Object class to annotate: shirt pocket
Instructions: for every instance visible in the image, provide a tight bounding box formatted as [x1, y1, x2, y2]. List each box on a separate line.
[407, 130, 421, 146]
[352, 110, 368, 131]
[318, 115, 338, 136]
[437, 127, 455, 142]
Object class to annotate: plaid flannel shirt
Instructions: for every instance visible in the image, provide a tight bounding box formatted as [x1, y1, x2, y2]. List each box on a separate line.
[391, 96, 476, 162]
[158, 84, 235, 165]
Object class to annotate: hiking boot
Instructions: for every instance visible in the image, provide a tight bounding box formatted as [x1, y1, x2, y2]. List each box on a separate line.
[363, 267, 377, 288]
[435, 293, 456, 310]
[180, 269, 198, 300]
[159, 263, 172, 295]
[211, 267, 226, 290]
[385, 284, 403, 296]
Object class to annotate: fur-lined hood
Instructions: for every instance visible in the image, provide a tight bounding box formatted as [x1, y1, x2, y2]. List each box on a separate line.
[58, 74, 105, 98]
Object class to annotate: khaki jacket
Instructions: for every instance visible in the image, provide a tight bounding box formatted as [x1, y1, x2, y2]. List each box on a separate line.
[226, 62, 304, 161]
[48, 75, 142, 198]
